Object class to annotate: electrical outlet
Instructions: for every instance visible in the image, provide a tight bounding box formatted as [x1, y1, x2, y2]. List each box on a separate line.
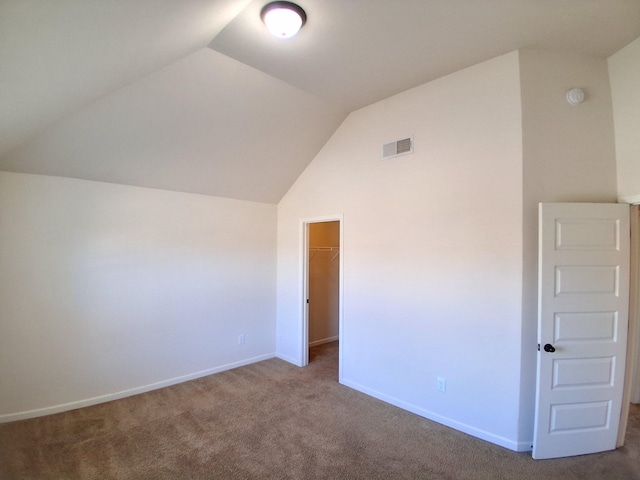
[238, 334, 245, 345]
[437, 377, 446, 392]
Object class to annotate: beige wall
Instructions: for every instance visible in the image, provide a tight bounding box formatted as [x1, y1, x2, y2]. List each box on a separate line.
[609, 37, 640, 203]
[518, 49, 619, 441]
[0, 172, 277, 420]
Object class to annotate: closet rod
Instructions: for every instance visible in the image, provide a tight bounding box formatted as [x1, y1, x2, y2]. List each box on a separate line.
[308, 246, 340, 262]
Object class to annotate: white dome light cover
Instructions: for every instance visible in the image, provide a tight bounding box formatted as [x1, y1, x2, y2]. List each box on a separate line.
[261, 1, 307, 38]
[566, 87, 585, 106]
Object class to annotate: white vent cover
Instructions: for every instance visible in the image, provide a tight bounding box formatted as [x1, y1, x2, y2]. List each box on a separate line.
[382, 136, 413, 159]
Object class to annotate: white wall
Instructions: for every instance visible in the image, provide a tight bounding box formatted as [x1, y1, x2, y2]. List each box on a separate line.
[609, 36, 640, 405]
[277, 52, 526, 449]
[608, 37, 640, 203]
[0, 172, 277, 421]
[518, 49, 619, 443]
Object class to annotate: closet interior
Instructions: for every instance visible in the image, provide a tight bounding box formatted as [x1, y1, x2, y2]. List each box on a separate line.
[308, 221, 340, 348]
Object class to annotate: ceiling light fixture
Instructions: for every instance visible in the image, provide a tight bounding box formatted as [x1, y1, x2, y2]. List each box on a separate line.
[260, 1, 307, 39]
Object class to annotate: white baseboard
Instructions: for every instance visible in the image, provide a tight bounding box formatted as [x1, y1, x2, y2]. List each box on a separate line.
[0, 353, 275, 423]
[340, 377, 531, 453]
[275, 352, 303, 367]
[275, 337, 339, 366]
[309, 336, 339, 347]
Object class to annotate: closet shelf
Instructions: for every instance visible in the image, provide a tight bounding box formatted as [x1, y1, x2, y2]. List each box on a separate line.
[309, 246, 340, 263]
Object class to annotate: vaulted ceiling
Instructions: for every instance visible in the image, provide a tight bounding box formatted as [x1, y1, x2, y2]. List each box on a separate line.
[2, 0, 640, 203]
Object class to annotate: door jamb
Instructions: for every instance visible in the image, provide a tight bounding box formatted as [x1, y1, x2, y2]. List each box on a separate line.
[619, 204, 639, 446]
[299, 215, 344, 380]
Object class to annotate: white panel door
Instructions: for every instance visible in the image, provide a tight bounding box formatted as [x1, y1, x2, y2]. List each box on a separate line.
[533, 203, 630, 460]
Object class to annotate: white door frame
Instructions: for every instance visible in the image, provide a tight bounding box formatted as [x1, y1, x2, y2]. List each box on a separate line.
[299, 214, 344, 380]
[619, 204, 640, 446]
[630, 205, 640, 404]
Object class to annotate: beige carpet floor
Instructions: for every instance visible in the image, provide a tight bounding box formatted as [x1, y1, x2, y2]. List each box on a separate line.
[1, 341, 639, 479]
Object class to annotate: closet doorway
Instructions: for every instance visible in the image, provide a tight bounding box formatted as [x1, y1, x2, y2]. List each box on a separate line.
[301, 217, 342, 377]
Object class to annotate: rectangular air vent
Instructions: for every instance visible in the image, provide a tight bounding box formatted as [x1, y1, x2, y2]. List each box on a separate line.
[382, 136, 413, 159]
